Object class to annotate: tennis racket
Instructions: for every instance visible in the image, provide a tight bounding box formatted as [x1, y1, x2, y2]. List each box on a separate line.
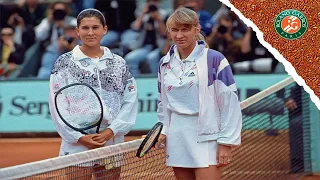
[136, 122, 163, 158]
[54, 83, 104, 134]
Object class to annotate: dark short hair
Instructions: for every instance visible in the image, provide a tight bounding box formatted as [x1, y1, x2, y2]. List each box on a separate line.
[77, 8, 106, 27]
[1, 25, 15, 34]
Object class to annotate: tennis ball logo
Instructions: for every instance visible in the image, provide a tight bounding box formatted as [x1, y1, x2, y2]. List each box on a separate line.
[282, 16, 301, 34]
[274, 9, 308, 40]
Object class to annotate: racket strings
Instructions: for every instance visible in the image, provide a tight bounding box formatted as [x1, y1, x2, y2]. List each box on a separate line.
[56, 85, 103, 129]
[141, 127, 161, 154]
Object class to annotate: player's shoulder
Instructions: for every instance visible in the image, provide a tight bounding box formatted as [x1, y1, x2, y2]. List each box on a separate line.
[113, 53, 127, 65]
[54, 51, 73, 66]
[51, 51, 73, 74]
[58, 51, 73, 62]
[207, 48, 226, 62]
[207, 48, 225, 58]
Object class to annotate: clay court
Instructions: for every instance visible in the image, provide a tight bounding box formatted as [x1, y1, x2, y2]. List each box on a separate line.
[1, 132, 319, 180]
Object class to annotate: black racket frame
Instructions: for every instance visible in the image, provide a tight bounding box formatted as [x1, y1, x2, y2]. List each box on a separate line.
[136, 122, 163, 158]
[54, 83, 104, 134]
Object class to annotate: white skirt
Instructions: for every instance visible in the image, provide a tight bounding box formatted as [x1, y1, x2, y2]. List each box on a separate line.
[166, 112, 218, 168]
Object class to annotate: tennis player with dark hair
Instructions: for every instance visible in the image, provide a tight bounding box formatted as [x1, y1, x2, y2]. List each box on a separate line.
[155, 7, 242, 180]
[48, 8, 138, 179]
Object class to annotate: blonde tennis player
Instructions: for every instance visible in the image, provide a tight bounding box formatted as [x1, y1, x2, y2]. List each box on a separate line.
[155, 7, 242, 180]
[48, 9, 138, 179]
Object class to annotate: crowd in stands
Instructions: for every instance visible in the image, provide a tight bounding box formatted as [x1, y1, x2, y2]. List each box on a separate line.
[0, 0, 285, 79]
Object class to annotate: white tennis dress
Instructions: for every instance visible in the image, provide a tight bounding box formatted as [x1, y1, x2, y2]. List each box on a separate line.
[163, 44, 218, 168]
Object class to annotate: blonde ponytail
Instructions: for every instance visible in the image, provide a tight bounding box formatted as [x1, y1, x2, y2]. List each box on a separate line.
[196, 33, 209, 48]
[195, 33, 204, 41]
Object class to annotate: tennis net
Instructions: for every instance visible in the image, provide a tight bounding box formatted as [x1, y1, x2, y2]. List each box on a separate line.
[0, 77, 312, 180]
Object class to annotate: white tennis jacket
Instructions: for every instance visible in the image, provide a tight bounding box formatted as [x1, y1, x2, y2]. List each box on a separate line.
[49, 45, 138, 156]
[157, 41, 242, 146]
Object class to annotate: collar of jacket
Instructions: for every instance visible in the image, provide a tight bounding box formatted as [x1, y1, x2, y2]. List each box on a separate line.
[161, 40, 206, 66]
[72, 45, 114, 61]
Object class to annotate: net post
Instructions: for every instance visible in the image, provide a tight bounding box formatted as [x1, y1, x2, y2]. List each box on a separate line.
[301, 88, 312, 173]
[309, 98, 320, 173]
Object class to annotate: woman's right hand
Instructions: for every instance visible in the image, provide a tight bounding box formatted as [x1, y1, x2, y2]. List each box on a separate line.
[155, 134, 166, 149]
[78, 134, 106, 149]
[3, 37, 14, 50]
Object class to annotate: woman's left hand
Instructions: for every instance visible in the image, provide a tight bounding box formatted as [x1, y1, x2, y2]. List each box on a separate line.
[155, 134, 166, 149]
[216, 144, 232, 168]
[93, 128, 114, 144]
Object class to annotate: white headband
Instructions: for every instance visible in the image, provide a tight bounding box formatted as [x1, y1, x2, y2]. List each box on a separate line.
[77, 8, 106, 24]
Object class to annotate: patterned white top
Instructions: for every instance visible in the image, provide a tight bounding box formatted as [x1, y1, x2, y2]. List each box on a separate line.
[163, 43, 201, 115]
[49, 45, 138, 156]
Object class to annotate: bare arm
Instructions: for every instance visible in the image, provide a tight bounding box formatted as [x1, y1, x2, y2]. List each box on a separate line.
[132, 4, 149, 31]
[152, 11, 167, 36]
[241, 27, 252, 54]
[132, 15, 145, 31]
[206, 25, 218, 46]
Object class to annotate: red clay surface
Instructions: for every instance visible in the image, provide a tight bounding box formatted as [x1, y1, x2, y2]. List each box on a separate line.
[0, 137, 139, 168]
[0, 137, 319, 180]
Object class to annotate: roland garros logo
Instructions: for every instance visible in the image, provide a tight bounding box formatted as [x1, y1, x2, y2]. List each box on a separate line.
[274, 9, 308, 40]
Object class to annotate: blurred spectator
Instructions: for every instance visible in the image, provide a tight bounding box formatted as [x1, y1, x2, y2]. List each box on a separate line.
[147, 31, 173, 75]
[285, 84, 305, 173]
[6, 5, 26, 45]
[20, 0, 46, 27]
[211, 3, 229, 26]
[183, 0, 212, 36]
[229, 10, 247, 38]
[37, 19, 79, 79]
[94, 0, 136, 48]
[10, 0, 47, 49]
[124, 0, 168, 76]
[71, 0, 95, 16]
[232, 27, 278, 73]
[0, 25, 25, 78]
[35, 1, 76, 79]
[146, 0, 213, 76]
[0, 4, 10, 28]
[211, 5, 246, 38]
[207, 13, 243, 64]
[58, 19, 80, 54]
